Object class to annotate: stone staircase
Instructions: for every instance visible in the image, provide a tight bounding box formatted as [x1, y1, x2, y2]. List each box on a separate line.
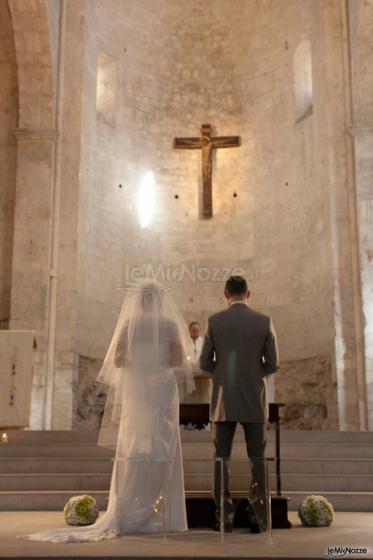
[0, 429, 372, 511]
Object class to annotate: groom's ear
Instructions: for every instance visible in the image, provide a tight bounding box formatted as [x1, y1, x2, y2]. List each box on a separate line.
[246, 290, 251, 300]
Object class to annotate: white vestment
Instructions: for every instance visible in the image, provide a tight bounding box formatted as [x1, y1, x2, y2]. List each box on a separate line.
[182, 336, 212, 404]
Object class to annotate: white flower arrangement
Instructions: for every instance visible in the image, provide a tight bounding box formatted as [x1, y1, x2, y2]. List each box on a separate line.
[64, 494, 99, 526]
[298, 494, 334, 527]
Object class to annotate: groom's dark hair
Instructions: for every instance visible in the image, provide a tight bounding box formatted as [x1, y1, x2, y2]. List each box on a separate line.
[225, 276, 248, 296]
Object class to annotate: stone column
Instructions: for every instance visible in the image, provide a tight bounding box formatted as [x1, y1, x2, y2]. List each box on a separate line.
[351, 127, 373, 429]
[10, 0, 85, 430]
[7, 0, 56, 429]
[0, 0, 17, 330]
[322, 0, 367, 430]
[50, 0, 85, 429]
[347, 0, 373, 429]
[10, 129, 57, 429]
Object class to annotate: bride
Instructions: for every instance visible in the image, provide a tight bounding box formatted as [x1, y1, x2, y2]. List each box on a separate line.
[23, 280, 194, 542]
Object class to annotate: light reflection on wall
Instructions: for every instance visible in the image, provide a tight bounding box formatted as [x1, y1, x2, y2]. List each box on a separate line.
[137, 171, 156, 228]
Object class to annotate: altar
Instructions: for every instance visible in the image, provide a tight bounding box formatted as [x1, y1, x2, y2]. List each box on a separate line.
[0, 330, 36, 429]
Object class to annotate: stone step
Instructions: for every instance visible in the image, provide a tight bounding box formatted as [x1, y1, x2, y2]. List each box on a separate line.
[2, 441, 373, 459]
[0, 445, 114, 458]
[182, 474, 373, 493]
[285, 491, 373, 512]
[185, 458, 373, 476]
[0, 458, 114, 474]
[0, 490, 109, 511]
[1, 470, 372, 493]
[3, 429, 373, 445]
[273, 459, 373, 475]
[0, 430, 100, 445]
[1, 430, 372, 513]
[0, 489, 372, 512]
[0, 473, 111, 492]
[181, 429, 373, 444]
[182, 442, 373, 461]
[1, 457, 373, 475]
[182, 443, 373, 459]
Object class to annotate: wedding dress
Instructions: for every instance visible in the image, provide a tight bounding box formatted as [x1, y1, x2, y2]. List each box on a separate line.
[22, 280, 194, 542]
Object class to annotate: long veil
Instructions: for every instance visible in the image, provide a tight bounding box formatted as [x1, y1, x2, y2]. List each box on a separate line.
[22, 280, 195, 542]
[97, 279, 195, 450]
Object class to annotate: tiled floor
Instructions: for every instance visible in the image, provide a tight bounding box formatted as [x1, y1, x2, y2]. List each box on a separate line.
[0, 511, 372, 559]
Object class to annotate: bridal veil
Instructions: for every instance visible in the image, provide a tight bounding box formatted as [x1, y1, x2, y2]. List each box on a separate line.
[22, 280, 195, 542]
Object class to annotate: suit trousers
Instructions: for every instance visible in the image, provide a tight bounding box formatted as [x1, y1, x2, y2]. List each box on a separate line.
[213, 421, 266, 521]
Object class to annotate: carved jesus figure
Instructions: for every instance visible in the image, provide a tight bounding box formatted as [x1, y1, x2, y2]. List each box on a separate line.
[174, 124, 241, 219]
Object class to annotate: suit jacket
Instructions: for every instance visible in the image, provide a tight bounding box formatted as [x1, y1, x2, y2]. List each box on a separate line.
[199, 302, 279, 423]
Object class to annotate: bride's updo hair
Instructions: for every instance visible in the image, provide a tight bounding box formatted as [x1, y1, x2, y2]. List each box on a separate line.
[140, 281, 164, 312]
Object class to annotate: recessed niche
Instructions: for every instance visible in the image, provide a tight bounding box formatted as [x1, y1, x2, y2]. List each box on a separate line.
[96, 51, 117, 127]
[293, 39, 313, 123]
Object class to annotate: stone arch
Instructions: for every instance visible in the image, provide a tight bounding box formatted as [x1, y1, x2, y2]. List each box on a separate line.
[7, 0, 55, 131]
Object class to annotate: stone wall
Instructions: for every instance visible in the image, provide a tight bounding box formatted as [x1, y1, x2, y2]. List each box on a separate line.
[0, 0, 17, 329]
[71, 0, 349, 429]
[72, 356, 106, 430]
[276, 356, 338, 429]
[2, 0, 367, 430]
[348, 0, 373, 429]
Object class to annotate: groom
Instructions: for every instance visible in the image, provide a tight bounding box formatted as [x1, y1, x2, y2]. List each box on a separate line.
[199, 275, 279, 532]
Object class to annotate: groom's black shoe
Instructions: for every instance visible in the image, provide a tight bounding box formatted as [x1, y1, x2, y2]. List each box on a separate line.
[213, 521, 233, 533]
[246, 503, 267, 533]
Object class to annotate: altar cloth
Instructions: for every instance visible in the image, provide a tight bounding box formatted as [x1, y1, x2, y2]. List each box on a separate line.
[0, 330, 36, 428]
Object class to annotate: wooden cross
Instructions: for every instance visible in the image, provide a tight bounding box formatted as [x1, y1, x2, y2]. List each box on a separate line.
[173, 124, 241, 219]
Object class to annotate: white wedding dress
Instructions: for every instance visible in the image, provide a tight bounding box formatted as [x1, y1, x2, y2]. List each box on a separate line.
[23, 282, 194, 543]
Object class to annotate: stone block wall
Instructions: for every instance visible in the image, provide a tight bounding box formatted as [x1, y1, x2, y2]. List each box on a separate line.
[276, 355, 338, 429]
[0, 0, 17, 329]
[72, 0, 347, 429]
[2, 0, 368, 430]
[72, 355, 106, 430]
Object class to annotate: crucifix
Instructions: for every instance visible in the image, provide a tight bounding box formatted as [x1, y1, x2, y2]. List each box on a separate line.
[173, 124, 241, 219]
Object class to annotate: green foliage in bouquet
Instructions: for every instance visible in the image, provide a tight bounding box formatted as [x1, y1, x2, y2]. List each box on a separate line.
[298, 494, 334, 527]
[64, 494, 99, 526]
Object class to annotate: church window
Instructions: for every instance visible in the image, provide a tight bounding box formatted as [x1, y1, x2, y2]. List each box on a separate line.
[293, 39, 313, 123]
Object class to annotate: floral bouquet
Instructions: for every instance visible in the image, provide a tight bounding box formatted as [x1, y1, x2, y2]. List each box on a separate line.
[298, 494, 334, 527]
[64, 494, 99, 526]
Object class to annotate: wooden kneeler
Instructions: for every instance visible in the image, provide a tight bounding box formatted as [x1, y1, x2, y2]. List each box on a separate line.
[180, 402, 292, 529]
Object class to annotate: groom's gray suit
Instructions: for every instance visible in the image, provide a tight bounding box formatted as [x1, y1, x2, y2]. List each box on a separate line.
[199, 301, 279, 525]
